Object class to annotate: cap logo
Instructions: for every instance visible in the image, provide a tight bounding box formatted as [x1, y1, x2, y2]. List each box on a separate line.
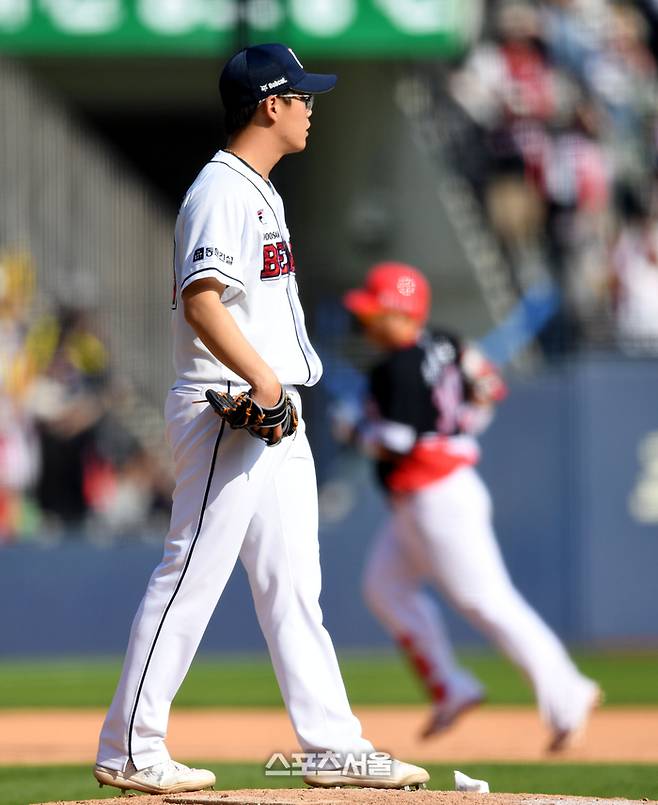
[260, 75, 287, 92]
[288, 47, 304, 68]
[397, 276, 416, 296]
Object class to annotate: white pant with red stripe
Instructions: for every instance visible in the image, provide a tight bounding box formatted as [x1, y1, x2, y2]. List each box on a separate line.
[362, 465, 592, 732]
[97, 386, 371, 771]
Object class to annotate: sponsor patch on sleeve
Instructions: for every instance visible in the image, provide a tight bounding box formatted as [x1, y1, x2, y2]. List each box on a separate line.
[192, 246, 234, 266]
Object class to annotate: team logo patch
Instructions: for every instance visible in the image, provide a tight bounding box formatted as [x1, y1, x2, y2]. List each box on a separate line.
[193, 247, 204, 262]
[205, 247, 214, 258]
[258, 209, 273, 228]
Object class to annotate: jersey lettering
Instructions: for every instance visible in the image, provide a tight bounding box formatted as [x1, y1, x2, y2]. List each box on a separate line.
[432, 363, 463, 435]
[421, 340, 457, 385]
[420, 336, 463, 435]
[261, 244, 280, 280]
[260, 241, 296, 281]
[278, 243, 290, 275]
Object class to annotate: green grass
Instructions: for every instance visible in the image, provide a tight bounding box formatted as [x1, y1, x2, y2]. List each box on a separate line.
[2, 762, 658, 805]
[338, 649, 658, 707]
[0, 650, 656, 709]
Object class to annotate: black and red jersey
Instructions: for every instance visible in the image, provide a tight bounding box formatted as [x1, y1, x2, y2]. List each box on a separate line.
[367, 330, 505, 494]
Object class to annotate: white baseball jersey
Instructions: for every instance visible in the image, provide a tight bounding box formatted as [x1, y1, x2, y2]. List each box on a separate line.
[171, 149, 323, 388]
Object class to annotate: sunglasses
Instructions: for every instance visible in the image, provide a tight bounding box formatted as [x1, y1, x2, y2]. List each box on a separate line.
[277, 93, 314, 111]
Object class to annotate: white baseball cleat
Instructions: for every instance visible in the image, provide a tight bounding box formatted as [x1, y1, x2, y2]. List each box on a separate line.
[421, 672, 485, 739]
[93, 759, 216, 794]
[304, 757, 429, 789]
[548, 680, 603, 752]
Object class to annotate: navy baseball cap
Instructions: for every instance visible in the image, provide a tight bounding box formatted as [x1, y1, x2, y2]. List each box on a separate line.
[219, 43, 337, 110]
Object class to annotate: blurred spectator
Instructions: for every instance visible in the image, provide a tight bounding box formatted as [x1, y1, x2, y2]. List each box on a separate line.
[444, 0, 658, 354]
[541, 94, 611, 340]
[0, 250, 173, 543]
[27, 303, 172, 536]
[86, 415, 173, 537]
[0, 251, 41, 542]
[609, 186, 658, 352]
[586, 4, 656, 184]
[541, 0, 608, 83]
[27, 303, 114, 529]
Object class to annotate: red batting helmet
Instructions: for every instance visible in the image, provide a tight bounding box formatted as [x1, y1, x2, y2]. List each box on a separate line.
[343, 262, 431, 324]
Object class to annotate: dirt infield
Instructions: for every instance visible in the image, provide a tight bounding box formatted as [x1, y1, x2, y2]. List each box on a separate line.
[34, 790, 658, 805]
[4, 705, 658, 766]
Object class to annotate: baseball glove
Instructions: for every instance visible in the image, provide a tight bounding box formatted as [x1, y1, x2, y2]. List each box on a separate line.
[205, 387, 298, 446]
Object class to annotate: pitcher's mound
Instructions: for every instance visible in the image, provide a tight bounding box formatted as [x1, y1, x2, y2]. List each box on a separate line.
[34, 790, 658, 805]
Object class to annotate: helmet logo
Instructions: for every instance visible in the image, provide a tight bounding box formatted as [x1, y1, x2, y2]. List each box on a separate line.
[397, 275, 416, 297]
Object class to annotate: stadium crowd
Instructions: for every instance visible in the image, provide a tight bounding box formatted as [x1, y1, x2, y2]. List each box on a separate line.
[0, 250, 172, 543]
[445, 0, 658, 353]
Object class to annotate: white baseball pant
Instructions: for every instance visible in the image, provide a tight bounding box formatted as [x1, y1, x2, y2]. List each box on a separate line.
[363, 465, 592, 732]
[97, 385, 371, 771]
